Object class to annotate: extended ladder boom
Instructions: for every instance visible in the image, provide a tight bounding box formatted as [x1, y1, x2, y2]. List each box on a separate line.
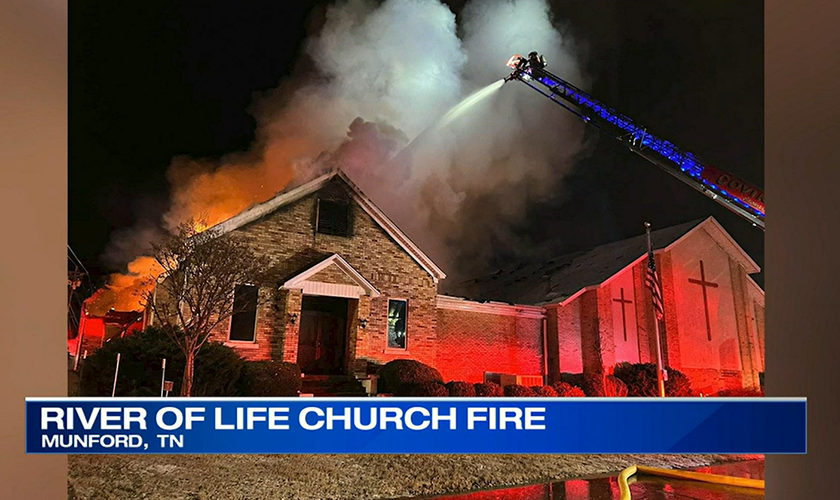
[505, 53, 764, 230]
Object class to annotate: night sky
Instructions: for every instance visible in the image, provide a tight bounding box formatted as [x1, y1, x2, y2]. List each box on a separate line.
[69, 1, 764, 291]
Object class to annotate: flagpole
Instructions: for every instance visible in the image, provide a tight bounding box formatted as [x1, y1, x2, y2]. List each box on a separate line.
[646, 222, 667, 398]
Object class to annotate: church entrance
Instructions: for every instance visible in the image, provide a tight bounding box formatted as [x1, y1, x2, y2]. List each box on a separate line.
[297, 295, 349, 375]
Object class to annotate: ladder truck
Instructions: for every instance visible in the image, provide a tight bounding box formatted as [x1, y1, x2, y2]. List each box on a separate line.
[505, 52, 765, 231]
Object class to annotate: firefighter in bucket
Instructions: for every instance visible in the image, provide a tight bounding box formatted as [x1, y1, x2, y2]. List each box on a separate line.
[505, 51, 547, 81]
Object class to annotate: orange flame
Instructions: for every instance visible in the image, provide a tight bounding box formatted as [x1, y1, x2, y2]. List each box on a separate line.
[99, 155, 301, 312]
[88, 256, 163, 314]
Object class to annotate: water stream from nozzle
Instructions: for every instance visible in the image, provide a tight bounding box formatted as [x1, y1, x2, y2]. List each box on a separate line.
[389, 79, 506, 167]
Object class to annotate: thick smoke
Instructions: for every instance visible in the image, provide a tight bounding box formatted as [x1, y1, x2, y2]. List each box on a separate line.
[102, 0, 588, 310]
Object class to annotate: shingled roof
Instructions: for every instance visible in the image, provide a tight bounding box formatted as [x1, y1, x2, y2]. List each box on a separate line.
[456, 217, 759, 306]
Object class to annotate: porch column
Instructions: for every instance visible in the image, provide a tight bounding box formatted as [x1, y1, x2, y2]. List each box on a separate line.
[279, 288, 303, 364]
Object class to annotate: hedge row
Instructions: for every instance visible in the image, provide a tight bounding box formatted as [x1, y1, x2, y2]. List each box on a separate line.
[79, 327, 301, 397]
[85, 337, 751, 399]
[375, 360, 710, 398]
[375, 360, 591, 397]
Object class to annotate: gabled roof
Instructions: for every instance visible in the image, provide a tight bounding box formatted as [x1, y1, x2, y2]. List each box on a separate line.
[205, 168, 446, 282]
[457, 216, 760, 306]
[282, 253, 380, 298]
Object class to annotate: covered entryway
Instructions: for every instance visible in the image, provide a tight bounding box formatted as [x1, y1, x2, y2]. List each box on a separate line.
[281, 253, 381, 381]
[297, 295, 350, 375]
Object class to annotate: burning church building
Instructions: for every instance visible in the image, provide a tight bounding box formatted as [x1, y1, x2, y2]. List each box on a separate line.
[81, 168, 764, 395]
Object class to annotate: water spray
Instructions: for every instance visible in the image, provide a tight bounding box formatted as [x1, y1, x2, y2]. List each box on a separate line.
[388, 79, 506, 168]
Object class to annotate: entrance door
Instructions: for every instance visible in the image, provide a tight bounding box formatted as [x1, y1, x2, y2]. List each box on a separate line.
[297, 296, 348, 375]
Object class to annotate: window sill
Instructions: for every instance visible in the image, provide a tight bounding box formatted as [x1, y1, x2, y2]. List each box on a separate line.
[383, 348, 409, 355]
[225, 341, 260, 350]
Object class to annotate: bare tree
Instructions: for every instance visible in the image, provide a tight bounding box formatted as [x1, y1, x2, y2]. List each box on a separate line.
[142, 220, 271, 396]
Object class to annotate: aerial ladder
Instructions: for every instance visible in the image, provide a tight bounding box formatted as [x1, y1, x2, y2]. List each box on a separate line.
[504, 52, 765, 231]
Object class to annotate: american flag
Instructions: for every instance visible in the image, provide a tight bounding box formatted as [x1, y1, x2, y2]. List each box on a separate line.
[646, 246, 665, 321]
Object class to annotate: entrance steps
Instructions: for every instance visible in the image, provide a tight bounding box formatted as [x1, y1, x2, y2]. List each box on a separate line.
[301, 375, 369, 397]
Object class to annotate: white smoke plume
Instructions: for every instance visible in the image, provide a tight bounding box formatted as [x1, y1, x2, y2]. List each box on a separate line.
[103, 0, 589, 309]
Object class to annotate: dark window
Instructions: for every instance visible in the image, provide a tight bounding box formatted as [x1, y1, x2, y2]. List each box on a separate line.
[387, 299, 407, 349]
[317, 199, 350, 237]
[229, 284, 258, 342]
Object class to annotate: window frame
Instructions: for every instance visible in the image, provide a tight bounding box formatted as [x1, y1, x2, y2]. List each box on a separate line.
[227, 283, 259, 344]
[385, 298, 408, 351]
[315, 198, 351, 237]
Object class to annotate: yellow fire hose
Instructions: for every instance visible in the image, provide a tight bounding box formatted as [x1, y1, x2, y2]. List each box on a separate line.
[617, 464, 765, 500]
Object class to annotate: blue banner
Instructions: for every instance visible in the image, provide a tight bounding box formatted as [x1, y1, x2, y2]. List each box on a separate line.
[25, 397, 806, 454]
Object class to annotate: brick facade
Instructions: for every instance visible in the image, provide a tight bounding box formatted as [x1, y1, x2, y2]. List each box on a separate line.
[435, 307, 544, 383]
[199, 176, 440, 371]
[538, 221, 764, 394]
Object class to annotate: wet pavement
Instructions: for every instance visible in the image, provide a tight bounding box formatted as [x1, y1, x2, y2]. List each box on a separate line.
[416, 460, 764, 500]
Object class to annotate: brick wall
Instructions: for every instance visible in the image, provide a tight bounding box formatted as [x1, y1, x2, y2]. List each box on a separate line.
[754, 302, 765, 371]
[728, 256, 760, 389]
[202, 177, 439, 369]
[550, 302, 584, 377]
[658, 251, 683, 369]
[579, 290, 602, 375]
[596, 285, 617, 370]
[632, 261, 654, 364]
[435, 308, 543, 383]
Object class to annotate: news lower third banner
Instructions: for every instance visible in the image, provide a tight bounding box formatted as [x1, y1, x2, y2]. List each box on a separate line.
[26, 397, 806, 454]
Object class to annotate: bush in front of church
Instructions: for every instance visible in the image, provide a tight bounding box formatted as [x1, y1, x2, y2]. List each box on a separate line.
[715, 387, 764, 397]
[532, 385, 558, 397]
[603, 375, 629, 397]
[613, 362, 695, 397]
[446, 381, 476, 397]
[474, 382, 504, 397]
[580, 373, 605, 397]
[503, 384, 534, 397]
[665, 369, 695, 397]
[240, 360, 302, 397]
[376, 359, 443, 395]
[551, 382, 585, 397]
[398, 380, 448, 397]
[581, 374, 629, 397]
[79, 326, 247, 397]
[560, 372, 584, 389]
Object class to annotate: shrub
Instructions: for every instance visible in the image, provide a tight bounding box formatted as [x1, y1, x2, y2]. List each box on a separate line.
[552, 382, 585, 397]
[666, 369, 695, 397]
[560, 372, 584, 389]
[503, 384, 534, 397]
[67, 370, 81, 397]
[581, 373, 605, 397]
[581, 374, 628, 397]
[613, 362, 694, 397]
[399, 381, 448, 397]
[241, 361, 302, 397]
[193, 343, 254, 397]
[715, 387, 764, 397]
[532, 385, 558, 397]
[446, 381, 476, 397]
[603, 375, 628, 397]
[80, 326, 246, 397]
[474, 382, 504, 397]
[376, 359, 443, 395]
